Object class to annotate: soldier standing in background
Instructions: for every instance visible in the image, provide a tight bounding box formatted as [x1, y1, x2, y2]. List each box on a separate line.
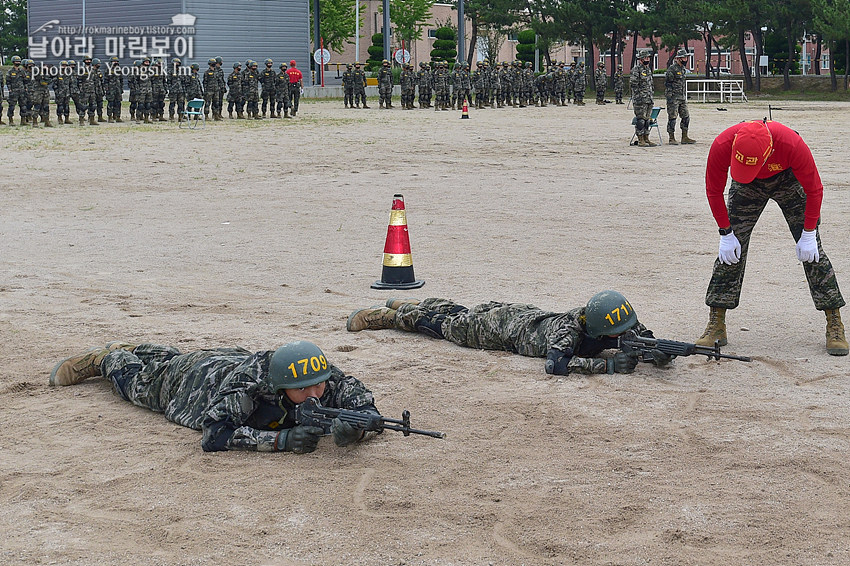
[226, 61, 243, 119]
[127, 60, 139, 121]
[352, 62, 368, 108]
[275, 63, 292, 118]
[0, 70, 5, 125]
[23, 59, 35, 124]
[573, 62, 586, 106]
[631, 49, 655, 147]
[472, 62, 485, 109]
[92, 58, 106, 122]
[613, 64, 624, 104]
[347, 292, 671, 376]
[566, 61, 576, 104]
[285, 60, 303, 116]
[214, 56, 226, 119]
[260, 58, 277, 117]
[242, 60, 260, 119]
[168, 57, 186, 122]
[104, 57, 123, 123]
[183, 63, 204, 113]
[432, 61, 447, 111]
[416, 62, 432, 109]
[665, 48, 696, 145]
[377, 59, 393, 109]
[203, 58, 222, 121]
[342, 63, 354, 108]
[79, 56, 100, 125]
[400, 63, 415, 109]
[52, 61, 71, 124]
[594, 61, 607, 104]
[31, 61, 52, 127]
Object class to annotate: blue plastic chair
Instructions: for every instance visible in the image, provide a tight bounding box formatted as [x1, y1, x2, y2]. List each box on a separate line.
[180, 98, 206, 129]
[630, 106, 663, 145]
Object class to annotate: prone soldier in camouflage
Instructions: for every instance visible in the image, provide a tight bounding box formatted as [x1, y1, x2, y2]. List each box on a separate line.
[352, 62, 369, 108]
[260, 58, 278, 117]
[665, 48, 695, 144]
[52, 61, 72, 124]
[613, 64, 624, 104]
[104, 57, 124, 123]
[416, 62, 433, 108]
[697, 120, 848, 356]
[347, 292, 672, 376]
[594, 61, 607, 104]
[378, 59, 394, 109]
[50, 340, 380, 454]
[631, 49, 655, 147]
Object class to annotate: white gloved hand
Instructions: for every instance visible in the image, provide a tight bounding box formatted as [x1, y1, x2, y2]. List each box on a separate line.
[718, 232, 741, 265]
[796, 229, 820, 263]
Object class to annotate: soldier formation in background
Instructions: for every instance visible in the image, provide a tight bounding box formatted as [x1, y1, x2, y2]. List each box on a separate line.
[4, 53, 693, 144]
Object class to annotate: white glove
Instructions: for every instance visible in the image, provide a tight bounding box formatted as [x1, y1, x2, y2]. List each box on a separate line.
[718, 232, 741, 265]
[796, 230, 820, 263]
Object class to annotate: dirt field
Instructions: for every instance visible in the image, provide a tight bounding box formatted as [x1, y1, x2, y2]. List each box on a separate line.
[2, 98, 849, 566]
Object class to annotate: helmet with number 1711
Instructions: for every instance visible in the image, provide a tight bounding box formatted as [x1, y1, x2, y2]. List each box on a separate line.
[268, 341, 332, 393]
[584, 290, 638, 338]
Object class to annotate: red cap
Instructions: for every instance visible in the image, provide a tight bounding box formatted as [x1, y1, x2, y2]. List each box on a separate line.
[290, 60, 297, 66]
[730, 121, 774, 183]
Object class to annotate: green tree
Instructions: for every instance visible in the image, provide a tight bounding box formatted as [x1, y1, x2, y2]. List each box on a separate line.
[311, 0, 364, 53]
[385, 0, 435, 48]
[812, 0, 850, 90]
[451, 0, 519, 66]
[0, 0, 27, 62]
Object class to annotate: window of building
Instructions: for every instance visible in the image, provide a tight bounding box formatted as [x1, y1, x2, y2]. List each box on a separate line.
[428, 29, 436, 39]
[508, 32, 518, 42]
[822, 53, 829, 70]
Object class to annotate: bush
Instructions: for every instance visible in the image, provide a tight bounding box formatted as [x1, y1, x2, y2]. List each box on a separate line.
[431, 27, 457, 62]
[433, 39, 456, 51]
[516, 43, 535, 55]
[515, 29, 538, 65]
[372, 33, 383, 44]
[517, 29, 536, 44]
[435, 27, 455, 41]
[368, 33, 385, 71]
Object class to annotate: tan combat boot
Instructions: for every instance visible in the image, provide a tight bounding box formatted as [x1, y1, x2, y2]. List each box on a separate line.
[385, 298, 420, 310]
[681, 129, 696, 144]
[49, 347, 111, 386]
[346, 307, 397, 332]
[668, 132, 679, 145]
[825, 309, 849, 356]
[644, 134, 657, 147]
[89, 115, 99, 126]
[637, 134, 649, 147]
[695, 307, 728, 347]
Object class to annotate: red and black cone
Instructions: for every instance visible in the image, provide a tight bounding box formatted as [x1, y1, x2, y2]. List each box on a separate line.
[371, 194, 425, 290]
[461, 97, 469, 119]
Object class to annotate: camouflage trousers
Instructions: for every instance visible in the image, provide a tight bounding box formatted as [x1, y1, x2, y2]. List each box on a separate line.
[666, 97, 689, 132]
[632, 101, 652, 135]
[705, 169, 845, 311]
[395, 298, 547, 357]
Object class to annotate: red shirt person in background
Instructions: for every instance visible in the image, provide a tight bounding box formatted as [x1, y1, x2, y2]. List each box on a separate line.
[285, 60, 303, 117]
[695, 119, 847, 356]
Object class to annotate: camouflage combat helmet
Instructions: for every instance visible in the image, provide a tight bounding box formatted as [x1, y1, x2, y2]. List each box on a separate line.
[109, 56, 119, 64]
[133, 60, 141, 67]
[234, 62, 242, 69]
[597, 61, 604, 68]
[382, 59, 390, 65]
[172, 57, 182, 65]
[265, 58, 273, 65]
[68, 59, 77, 67]
[92, 57, 101, 65]
[525, 61, 532, 68]
[11, 55, 21, 64]
[354, 61, 361, 66]
[268, 341, 332, 392]
[190, 63, 199, 71]
[251, 60, 258, 68]
[419, 62, 426, 68]
[215, 56, 223, 64]
[279, 62, 286, 69]
[208, 57, 217, 65]
[638, 48, 652, 59]
[585, 290, 637, 338]
[347, 63, 353, 69]
[675, 48, 688, 58]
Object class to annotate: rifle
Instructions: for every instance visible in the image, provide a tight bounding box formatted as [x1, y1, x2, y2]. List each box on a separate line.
[618, 333, 751, 363]
[295, 397, 446, 439]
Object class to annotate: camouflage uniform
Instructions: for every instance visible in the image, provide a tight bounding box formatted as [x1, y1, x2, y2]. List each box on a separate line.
[135, 61, 154, 123]
[203, 63, 221, 120]
[613, 66, 624, 103]
[433, 63, 449, 110]
[472, 62, 485, 108]
[377, 62, 393, 108]
[534, 72, 548, 106]
[498, 62, 512, 106]
[566, 63, 576, 103]
[489, 63, 501, 107]
[31, 66, 51, 124]
[101, 344, 377, 452]
[706, 169, 844, 311]
[23, 62, 35, 120]
[665, 58, 690, 136]
[573, 63, 586, 105]
[416, 63, 433, 108]
[630, 59, 654, 137]
[214, 58, 226, 118]
[260, 61, 278, 117]
[227, 64, 244, 117]
[104, 61, 124, 122]
[594, 64, 607, 104]
[400, 64, 415, 109]
[275, 65, 291, 117]
[127, 62, 139, 120]
[242, 64, 260, 118]
[52, 64, 72, 123]
[352, 64, 368, 108]
[342, 64, 354, 108]
[456, 63, 471, 110]
[182, 66, 204, 103]
[552, 64, 567, 105]
[151, 62, 167, 121]
[393, 298, 652, 375]
[168, 61, 186, 121]
[80, 60, 102, 122]
[522, 63, 535, 107]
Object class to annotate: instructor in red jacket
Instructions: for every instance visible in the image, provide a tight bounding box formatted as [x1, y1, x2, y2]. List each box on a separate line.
[695, 119, 847, 355]
[285, 60, 303, 117]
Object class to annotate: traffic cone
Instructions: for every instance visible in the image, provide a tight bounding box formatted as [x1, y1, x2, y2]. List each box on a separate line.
[371, 194, 425, 290]
[461, 98, 469, 119]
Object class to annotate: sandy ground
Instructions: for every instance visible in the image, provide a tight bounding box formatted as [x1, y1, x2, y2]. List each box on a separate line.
[1, 97, 850, 566]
